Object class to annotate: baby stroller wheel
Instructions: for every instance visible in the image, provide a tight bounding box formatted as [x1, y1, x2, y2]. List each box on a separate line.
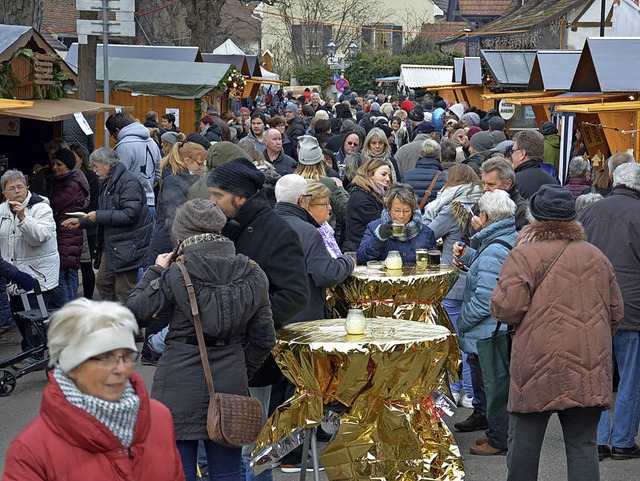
[0, 369, 17, 396]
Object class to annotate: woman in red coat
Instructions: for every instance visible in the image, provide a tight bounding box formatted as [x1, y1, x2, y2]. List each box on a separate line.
[2, 298, 185, 481]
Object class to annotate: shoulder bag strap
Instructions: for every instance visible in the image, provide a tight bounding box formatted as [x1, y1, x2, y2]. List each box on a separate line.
[535, 241, 571, 292]
[419, 170, 442, 210]
[175, 261, 216, 400]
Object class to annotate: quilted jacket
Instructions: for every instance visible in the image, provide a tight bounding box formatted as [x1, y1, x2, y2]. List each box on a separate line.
[490, 220, 623, 413]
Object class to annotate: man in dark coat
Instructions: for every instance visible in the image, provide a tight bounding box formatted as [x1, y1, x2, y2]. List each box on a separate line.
[63, 148, 152, 304]
[512, 130, 558, 199]
[402, 138, 446, 204]
[264, 128, 297, 176]
[395, 126, 435, 176]
[579, 161, 640, 461]
[207, 157, 309, 478]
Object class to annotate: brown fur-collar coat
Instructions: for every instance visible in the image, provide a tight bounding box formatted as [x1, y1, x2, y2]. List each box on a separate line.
[490, 220, 624, 413]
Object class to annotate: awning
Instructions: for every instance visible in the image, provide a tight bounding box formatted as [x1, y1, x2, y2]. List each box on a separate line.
[0, 98, 127, 122]
[462, 57, 482, 85]
[399, 64, 454, 89]
[555, 100, 640, 113]
[481, 50, 537, 88]
[506, 93, 631, 106]
[376, 76, 400, 83]
[481, 91, 560, 100]
[528, 50, 581, 91]
[96, 58, 230, 99]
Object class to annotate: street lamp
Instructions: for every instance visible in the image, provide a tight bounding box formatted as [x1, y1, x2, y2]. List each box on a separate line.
[348, 40, 358, 60]
[326, 38, 336, 62]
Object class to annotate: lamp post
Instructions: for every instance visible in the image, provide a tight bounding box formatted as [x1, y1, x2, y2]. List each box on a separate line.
[326, 38, 358, 72]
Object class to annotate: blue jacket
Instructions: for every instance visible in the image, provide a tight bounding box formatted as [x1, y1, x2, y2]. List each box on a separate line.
[357, 210, 436, 265]
[457, 217, 516, 354]
[402, 157, 446, 205]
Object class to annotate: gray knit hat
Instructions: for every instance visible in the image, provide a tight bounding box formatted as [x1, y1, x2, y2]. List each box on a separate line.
[172, 198, 227, 241]
[469, 131, 494, 152]
[297, 135, 323, 165]
[285, 102, 298, 114]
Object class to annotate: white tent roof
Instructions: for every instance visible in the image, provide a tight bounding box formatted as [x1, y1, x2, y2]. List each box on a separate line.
[398, 64, 454, 89]
[211, 39, 245, 56]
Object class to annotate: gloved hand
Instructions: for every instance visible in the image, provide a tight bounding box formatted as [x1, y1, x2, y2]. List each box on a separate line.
[376, 222, 394, 241]
[13, 270, 35, 292]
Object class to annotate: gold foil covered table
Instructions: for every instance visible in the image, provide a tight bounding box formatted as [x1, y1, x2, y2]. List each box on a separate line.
[328, 265, 460, 330]
[252, 318, 464, 481]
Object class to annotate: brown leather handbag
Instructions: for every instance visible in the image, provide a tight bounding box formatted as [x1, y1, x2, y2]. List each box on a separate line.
[175, 261, 264, 448]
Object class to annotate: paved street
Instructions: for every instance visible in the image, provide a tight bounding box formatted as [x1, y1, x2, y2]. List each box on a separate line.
[1, 324, 639, 480]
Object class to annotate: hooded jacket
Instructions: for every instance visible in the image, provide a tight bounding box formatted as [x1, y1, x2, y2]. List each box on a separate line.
[543, 133, 561, 171]
[490, 221, 623, 413]
[274, 202, 353, 323]
[402, 156, 446, 204]
[0, 192, 60, 294]
[2, 371, 185, 481]
[395, 133, 432, 176]
[457, 217, 517, 355]
[114, 122, 162, 207]
[126, 245, 275, 439]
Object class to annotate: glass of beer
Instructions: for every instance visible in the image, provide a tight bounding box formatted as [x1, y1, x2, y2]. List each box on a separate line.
[415, 249, 429, 270]
[392, 222, 405, 237]
[428, 250, 441, 269]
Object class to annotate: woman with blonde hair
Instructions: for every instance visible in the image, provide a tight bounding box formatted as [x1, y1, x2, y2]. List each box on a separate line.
[148, 141, 206, 263]
[361, 127, 400, 181]
[343, 158, 392, 252]
[160, 131, 186, 157]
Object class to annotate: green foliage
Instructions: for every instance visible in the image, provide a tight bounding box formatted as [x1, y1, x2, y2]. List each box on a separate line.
[293, 60, 332, 87]
[0, 48, 69, 100]
[345, 50, 454, 95]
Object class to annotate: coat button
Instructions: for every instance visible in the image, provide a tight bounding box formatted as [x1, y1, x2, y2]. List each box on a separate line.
[247, 227, 253, 233]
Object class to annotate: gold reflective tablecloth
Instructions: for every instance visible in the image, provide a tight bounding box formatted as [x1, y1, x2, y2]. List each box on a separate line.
[252, 318, 464, 481]
[328, 265, 460, 331]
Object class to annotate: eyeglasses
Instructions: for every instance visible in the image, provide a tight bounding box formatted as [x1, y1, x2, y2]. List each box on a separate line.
[310, 202, 331, 209]
[390, 209, 412, 216]
[510, 147, 523, 156]
[89, 351, 140, 368]
[346, 141, 359, 147]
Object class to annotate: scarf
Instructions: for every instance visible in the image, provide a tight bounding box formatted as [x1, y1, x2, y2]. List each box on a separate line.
[54, 368, 139, 448]
[318, 222, 342, 258]
[381, 209, 423, 242]
[423, 183, 483, 221]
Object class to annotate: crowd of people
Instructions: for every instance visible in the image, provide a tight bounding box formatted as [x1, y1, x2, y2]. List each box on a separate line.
[1, 88, 638, 481]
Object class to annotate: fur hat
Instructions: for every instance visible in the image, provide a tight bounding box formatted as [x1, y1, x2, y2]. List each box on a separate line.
[207, 157, 265, 196]
[52, 148, 77, 171]
[172, 198, 227, 241]
[529, 184, 576, 221]
[297, 135, 323, 165]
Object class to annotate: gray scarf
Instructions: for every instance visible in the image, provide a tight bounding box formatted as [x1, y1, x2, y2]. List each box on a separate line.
[54, 368, 140, 447]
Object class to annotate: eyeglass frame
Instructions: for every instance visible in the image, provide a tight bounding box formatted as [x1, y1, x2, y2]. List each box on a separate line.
[89, 351, 140, 368]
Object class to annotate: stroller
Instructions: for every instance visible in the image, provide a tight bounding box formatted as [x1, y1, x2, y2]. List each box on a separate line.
[0, 281, 51, 396]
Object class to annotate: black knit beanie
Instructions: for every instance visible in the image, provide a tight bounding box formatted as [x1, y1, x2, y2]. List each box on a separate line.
[207, 157, 265, 197]
[53, 148, 77, 171]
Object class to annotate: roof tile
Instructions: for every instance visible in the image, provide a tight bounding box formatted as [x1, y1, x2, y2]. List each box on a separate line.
[458, 0, 515, 16]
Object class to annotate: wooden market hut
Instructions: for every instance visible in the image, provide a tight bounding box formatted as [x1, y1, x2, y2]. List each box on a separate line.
[0, 25, 125, 173]
[426, 57, 492, 111]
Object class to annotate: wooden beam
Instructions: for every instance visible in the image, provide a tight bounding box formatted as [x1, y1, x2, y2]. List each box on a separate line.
[509, 93, 630, 106]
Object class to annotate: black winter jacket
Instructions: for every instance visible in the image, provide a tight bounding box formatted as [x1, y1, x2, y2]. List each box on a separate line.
[222, 189, 309, 386]
[402, 157, 446, 205]
[274, 202, 353, 323]
[81, 162, 152, 274]
[514, 160, 558, 199]
[343, 185, 383, 252]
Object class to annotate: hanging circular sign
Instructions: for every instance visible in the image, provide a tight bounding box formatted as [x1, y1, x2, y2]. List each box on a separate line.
[335, 77, 349, 93]
[498, 99, 516, 120]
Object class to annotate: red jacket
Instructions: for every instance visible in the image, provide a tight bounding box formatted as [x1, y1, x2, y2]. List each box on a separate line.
[2, 371, 185, 481]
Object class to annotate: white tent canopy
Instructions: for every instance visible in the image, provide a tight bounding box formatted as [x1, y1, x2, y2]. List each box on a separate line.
[211, 39, 245, 55]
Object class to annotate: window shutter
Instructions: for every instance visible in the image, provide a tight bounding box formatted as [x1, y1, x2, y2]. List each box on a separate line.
[392, 26, 403, 55]
[292, 24, 303, 57]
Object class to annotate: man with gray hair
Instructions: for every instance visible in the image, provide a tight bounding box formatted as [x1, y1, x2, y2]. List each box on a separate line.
[264, 128, 297, 175]
[402, 138, 446, 205]
[579, 161, 640, 460]
[274, 174, 353, 325]
[511, 130, 557, 199]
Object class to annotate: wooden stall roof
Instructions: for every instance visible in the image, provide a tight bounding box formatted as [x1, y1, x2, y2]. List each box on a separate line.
[454, 58, 464, 83]
[462, 57, 482, 85]
[481, 50, 537, 88]
[527, 50, 581, 91]
[428, 84, 478, 90]
[555, 100, 640, 113]
[0, 98, 128, 122]
[0, 99, 34, 110]
[506, 93, 631, 106]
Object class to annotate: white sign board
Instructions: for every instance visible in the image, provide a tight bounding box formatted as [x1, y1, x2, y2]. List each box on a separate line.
[76, 0, 135, 11]
[76, 19, 135, 37]
[166, 108, 180, 128]
[498, 99, 516, 121]
[74, 112, 94, 135]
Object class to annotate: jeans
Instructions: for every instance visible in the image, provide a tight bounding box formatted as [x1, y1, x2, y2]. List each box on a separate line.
[57, 268, 78, 303]
[597, 329, 640, 448]
[467, 353, 509, 449]
[240, 386, 273, 481]
[442, 298, 473, 398]
[508, 407, 601, 481]
[176, 439, 241, 481]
